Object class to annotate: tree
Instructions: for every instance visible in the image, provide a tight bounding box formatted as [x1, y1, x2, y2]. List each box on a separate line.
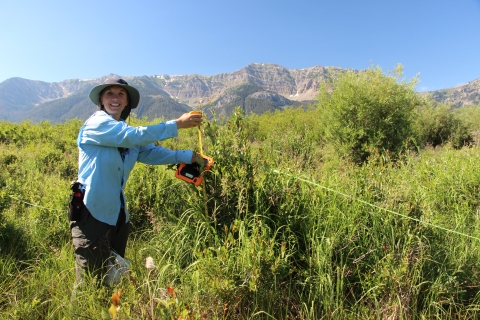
[317, 64, 420, 164]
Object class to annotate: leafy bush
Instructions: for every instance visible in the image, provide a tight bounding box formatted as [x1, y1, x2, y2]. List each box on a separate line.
[453, 104, 480, 145]
[416, 102, 473, 148]
[317, 64, 420, 163]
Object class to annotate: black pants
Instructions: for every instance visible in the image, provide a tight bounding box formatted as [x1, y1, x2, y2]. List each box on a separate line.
[70, 206, 130, 285]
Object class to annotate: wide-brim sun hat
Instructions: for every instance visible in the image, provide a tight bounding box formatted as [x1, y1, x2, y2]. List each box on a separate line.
[89, 77, 140, 109]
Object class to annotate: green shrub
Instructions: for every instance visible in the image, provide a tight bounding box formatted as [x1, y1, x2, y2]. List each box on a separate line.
[317, 64, 420, 164]
[416, 102, 473, 148]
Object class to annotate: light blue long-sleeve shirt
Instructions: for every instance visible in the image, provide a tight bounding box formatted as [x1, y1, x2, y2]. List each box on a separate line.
[77, 111, 193, 226]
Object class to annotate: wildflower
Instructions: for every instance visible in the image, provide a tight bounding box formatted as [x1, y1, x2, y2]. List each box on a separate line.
[145, 256, 157, 269]
[107, 290, 122, 319]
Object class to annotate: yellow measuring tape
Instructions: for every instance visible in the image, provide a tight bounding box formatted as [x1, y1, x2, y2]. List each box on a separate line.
[190, 110, 209, 218]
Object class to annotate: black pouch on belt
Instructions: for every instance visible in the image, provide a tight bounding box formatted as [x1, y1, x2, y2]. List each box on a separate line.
[68, 182, 84, 221]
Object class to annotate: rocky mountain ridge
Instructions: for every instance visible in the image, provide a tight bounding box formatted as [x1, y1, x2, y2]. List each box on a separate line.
[426, 78, 480, 108]
[0, 63, 478, 123]
[150, 63, 344, 105]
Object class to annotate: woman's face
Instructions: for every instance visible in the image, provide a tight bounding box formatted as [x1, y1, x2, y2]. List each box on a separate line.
[99, 85, 129, 120]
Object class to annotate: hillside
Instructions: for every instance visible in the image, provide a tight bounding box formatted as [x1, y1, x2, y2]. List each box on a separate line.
[425, 78, 480, 108]
[0, 63, 478, 123]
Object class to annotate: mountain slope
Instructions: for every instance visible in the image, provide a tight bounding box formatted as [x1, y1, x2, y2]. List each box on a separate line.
[0, 64, 478, 123]
[426, 78, 480, 108]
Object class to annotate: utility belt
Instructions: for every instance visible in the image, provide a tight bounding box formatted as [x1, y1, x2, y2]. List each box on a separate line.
[68, 181, 84, 221]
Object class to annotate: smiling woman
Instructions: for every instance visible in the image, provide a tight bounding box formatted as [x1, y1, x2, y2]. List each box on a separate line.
[70, 77, 205, 290]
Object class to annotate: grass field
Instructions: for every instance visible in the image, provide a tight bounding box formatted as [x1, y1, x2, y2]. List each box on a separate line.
[1, 104, 480, 319]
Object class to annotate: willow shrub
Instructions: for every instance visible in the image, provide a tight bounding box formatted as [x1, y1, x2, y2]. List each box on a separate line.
[317, 64, 420, 164]
[416, 102, 473, 148]
[454, 104, 480, 146]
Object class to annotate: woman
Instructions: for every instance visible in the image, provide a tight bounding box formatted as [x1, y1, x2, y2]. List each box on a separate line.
[70, 77, 202, 286]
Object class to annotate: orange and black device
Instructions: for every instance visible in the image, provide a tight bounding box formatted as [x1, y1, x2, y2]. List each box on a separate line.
[175, 110, 215, 186]
[175, 154, 214, 186]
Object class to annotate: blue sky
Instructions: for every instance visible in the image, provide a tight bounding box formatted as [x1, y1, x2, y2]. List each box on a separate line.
[0, 0, 479, 92]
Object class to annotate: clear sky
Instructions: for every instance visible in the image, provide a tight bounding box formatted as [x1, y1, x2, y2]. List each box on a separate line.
[0, 0, 479, 92]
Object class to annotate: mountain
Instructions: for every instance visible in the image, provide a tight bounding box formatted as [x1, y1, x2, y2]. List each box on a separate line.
[424, 78, 480, 108]
[0, 75, 193, 123]
[0, 63, 478, 123]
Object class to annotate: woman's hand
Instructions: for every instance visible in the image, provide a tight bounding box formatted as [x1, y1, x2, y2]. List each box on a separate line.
[176, 112, 203, 129]
[191, 152, 208, 169]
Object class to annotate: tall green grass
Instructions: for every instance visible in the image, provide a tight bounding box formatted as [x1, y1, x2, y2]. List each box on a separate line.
[1, 108, 480, 319]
